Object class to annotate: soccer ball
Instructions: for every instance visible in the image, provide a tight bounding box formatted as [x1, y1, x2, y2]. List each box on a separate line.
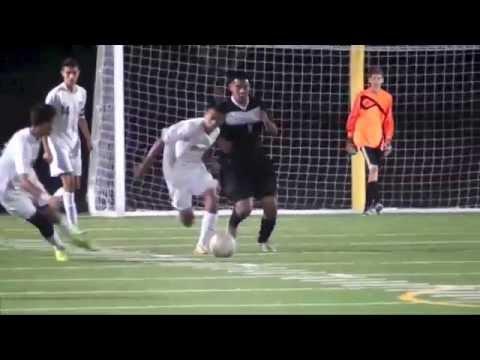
[209, 232, 236, 258]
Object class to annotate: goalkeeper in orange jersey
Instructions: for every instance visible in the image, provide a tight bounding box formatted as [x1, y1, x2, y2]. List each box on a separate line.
[346, 66, 395, 215]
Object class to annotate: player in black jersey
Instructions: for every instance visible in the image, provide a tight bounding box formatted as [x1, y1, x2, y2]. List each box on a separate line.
[217, 71, 279, 252]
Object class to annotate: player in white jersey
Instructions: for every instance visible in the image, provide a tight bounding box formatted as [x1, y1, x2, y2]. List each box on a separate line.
[0, 105, 91, 262]
[42, 58, 92, 235]
[134, 102, 226, 255]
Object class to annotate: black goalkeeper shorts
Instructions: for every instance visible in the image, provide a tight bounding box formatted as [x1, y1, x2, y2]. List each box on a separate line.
[360, 146, 383, 168]
[220, 156, 277, 202]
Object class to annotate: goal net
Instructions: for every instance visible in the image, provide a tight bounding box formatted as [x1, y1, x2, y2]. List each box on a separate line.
[88, 45, 480, 216]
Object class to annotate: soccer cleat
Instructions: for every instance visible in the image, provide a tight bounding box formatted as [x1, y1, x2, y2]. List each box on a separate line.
[363, 207, 376, 216]
[193, 245, 209, 256]
[69, 224, 87, 236]
[375, 202, 384, 215]
[54, 248, 68, 262]
[260, 241, 277, 253]
[69, 233, 95, 251]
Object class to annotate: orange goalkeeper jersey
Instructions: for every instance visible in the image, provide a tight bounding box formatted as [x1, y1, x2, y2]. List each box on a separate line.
[346, 88, 395, 149]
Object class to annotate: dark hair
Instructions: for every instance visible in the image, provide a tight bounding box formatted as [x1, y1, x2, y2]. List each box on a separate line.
[30, 104, 56, 126]
[368, 66, 384, 78]
[61, 57, 80, 70]
[226, 70, 250, 86]
[206, 97, 226, 114]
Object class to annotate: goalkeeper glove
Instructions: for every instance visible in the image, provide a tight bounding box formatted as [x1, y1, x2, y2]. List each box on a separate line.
[345, 139, 357, 155]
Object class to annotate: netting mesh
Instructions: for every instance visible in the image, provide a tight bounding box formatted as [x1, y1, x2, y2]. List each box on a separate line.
[89, 45, 480, 214]
[123, 45, 351, 211]
[366, 45, 480, 207]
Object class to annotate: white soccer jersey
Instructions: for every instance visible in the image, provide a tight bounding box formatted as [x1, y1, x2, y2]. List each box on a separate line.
[161, 117, 220, 175]
[45, 83, 87, 150]
[0, 128, 41, 195]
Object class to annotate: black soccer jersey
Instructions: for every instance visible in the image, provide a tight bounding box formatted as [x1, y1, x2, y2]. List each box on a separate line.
[219, 96, 267, 161]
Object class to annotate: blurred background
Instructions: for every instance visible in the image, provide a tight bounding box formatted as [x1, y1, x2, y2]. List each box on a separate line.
[0, 45, 97, 213]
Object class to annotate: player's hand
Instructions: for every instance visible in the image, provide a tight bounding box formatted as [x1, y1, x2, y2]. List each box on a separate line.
[133, 163, 145, 178]
[345, 139, 357, 155]
[86, 139, 93, 153]
[217, 138, 232, 154]
[262, 117, 279, 136]
[43, 152, 53, 164]
[383, 142, 393, 157]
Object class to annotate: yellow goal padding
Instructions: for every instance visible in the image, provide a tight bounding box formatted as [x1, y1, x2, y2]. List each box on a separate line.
[350, 45, 366, 212]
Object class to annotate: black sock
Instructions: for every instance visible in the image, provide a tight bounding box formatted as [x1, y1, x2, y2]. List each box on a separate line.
[365, 184, 372, 210]
[366, 181, 380, 208]
[27, 212, 55, 245]
[228, 208, 246, 231]
[370, 181, 379, 205]
[258, 217, 276, 244]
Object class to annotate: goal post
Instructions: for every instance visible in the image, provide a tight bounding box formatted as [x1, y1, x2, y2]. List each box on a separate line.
[88, 45, 480, 217]
[349, 45, 366, 213]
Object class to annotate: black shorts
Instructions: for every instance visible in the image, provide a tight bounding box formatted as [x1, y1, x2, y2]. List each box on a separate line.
[220, 156, 277, 202]
[360, 146, 383, 167]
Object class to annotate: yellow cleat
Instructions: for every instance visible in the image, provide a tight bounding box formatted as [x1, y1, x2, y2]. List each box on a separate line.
[54, 249, 68, 262]
[193, 246, 209, 256]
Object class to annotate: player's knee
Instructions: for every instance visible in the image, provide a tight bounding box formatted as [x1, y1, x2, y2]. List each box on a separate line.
[179, 210, 195, 227]
[262, 196, 278, 220]
[61, 175, 75, 192]
[235, 202, 253, 219]
[27, 212, 54, 239]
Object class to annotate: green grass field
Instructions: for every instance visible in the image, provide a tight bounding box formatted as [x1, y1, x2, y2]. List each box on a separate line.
[1, 213, 480, 314]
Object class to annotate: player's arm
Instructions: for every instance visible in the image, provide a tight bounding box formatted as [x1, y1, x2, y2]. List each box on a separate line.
[382, 97, 395, 155]
[261, 110, 278, 136]
[345, 94, 361, 154]
[79, 118, 92, 152]
[41, 136, 53, 164]
[18, 174, 49, 206]
[14, 139, 49, 206]
[78, 93, 93, 152]
[134, 138, 164, 178]
[42, 91, 57, 164]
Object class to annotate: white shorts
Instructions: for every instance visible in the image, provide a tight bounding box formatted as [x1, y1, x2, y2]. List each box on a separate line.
[165, 164, 218, 211]
[48, 138, 82, 177]
[0, 173, 51, 220]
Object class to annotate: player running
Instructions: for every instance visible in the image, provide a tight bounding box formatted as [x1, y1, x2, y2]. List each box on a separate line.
[42, 58, 93, 234]
[346, 66, 395, 215]
[134, 101, 226, 255]
[0, 104, 91, 262]
[217, 71, 279, 252]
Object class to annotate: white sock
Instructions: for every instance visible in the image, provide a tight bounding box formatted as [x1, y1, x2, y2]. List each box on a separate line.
[197, 212, 217, 250]
[63, 191, 78, 227]
[53, 187, 65, 198]
[47, 231, 65, 251]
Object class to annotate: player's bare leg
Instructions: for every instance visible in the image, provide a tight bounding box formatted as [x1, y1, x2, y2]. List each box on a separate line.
[179, 209, 195, 228]
[227, 198, 253, 238]
[194, 188, 218, 255]
[259, 195, 278, 252]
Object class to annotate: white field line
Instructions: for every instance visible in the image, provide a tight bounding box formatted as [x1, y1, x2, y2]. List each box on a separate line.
[2, 272, 480, 284]
[32, 239, 475, 250]
[1, 259, 479, 273]
[3, 227, 480, 238]
[0, 275, 284, 283]
[0, 301, 405, 313]
[0, 287, 322, 297]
